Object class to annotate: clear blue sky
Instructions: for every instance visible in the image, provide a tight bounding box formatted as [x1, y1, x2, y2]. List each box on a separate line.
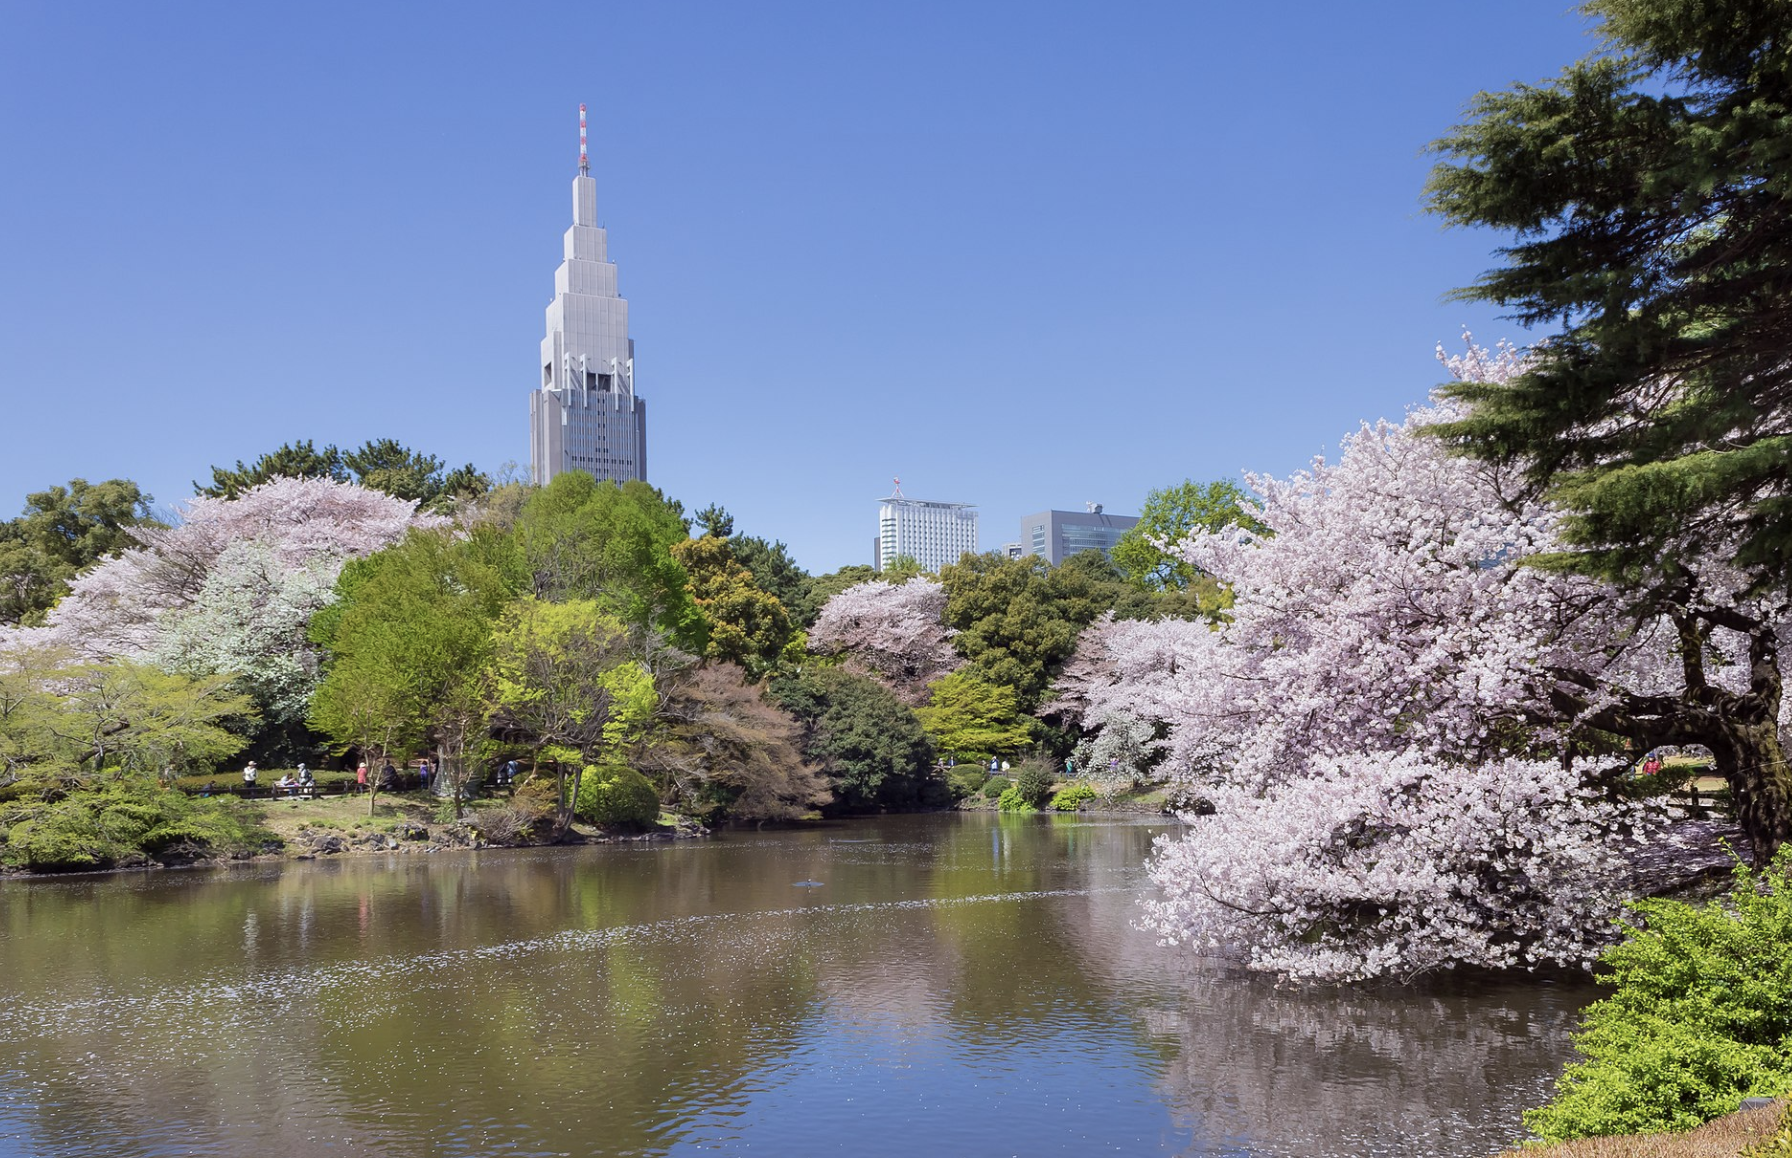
[1, 1, 1596, 574]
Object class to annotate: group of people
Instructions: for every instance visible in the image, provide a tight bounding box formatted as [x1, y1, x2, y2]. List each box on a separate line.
[231, 757, 525, 797]
[237, 761, 315, 797]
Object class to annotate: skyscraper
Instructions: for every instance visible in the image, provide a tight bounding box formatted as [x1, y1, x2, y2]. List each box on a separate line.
[876, 481, 978, 573]
[529, 106, 647, 487]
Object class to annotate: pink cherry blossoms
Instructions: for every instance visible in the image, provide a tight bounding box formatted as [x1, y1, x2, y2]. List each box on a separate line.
[807, 577, 961, 703]
[1051, 341, 1775, 981]
[3, 476, 436, 679]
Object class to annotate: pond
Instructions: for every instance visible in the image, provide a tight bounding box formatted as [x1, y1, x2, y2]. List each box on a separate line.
[0, 813, 1591, 1157]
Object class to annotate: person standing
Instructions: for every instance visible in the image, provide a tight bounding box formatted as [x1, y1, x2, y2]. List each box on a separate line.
[419, 758, 433, 793]
[242, 762, 258, 793]
[356, 762, 368, 794]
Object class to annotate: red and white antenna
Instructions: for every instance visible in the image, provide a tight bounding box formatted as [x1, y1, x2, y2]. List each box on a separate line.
[891, 475, 904, 498]
[578, 104, 589, 173]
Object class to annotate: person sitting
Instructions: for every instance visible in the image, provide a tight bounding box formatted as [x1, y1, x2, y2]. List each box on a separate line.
[275, 772, 298, 797]
[296, 764, 314, 796]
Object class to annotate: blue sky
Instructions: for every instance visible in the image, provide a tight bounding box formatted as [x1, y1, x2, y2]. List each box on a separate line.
[0, 1, 1597, 573]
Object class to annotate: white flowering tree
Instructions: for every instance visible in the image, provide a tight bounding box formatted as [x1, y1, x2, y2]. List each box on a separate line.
[1141, 752, 1644, 983]
[1056, 341, 1792, 980]
[3, 477, 436, 756]
[807, 577, 961, 703]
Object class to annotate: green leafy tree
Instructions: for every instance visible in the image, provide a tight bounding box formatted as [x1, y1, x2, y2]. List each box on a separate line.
[1425, 0, 1792, 859]
[309, 526, 524, 816]
[1111, 479, 1263, 591]
[671, 534, 794, 673]
[732, 536, 816, 625]
[484, 598, 648, 834]
[513, 472, 703, 649]
[939, 553, 1126, 711]
[0, 478, 157, 626]
[767, 668, 936, 812]
[913, 671, 1032, 760]
[0, 646, 253, 795]
[196, 440, 348, 497]
[198, 438, 489, 512]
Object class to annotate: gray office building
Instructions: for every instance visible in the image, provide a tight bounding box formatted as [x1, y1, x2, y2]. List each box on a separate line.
[1017, 504, 1139, 566]
[529, 110, 647, 486]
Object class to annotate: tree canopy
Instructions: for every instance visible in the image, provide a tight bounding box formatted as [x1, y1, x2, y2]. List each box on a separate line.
[198, 438, 489, 513]
[1111, 479, 1262, 591]
[1426, 0, 1792, 586]
[0, 479, 158, 626]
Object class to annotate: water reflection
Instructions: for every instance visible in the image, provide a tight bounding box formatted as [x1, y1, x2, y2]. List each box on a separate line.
[0, 815, 1589, 1157]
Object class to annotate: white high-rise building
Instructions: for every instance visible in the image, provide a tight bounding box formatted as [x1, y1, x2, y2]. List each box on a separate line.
[529, 106, 647, 486]
[877, 482, 978, 573]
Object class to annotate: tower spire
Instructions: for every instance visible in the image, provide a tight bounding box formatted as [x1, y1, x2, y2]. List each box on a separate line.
[579, 103, 589, 174]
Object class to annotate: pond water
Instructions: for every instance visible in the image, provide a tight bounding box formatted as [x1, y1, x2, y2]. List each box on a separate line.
[0, 813, 1592, 1157]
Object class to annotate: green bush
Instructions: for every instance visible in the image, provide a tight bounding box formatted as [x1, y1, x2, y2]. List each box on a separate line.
[0, 781, 276, 871]
[946, 766, 987, 800]
[575, 764, 660, 829]
[1014, 764, 1054, 808]
[1050, 783, 1098, 811]
[982, 776, 1011, 799]
[996, 785, 1034, 813]
[1524, 851, 1792, 1143]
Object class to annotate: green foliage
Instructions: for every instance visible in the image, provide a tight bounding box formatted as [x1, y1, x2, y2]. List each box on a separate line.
[1111, 479, 1264, 591]
[767, 668, 937, 812]
[938, 551, 1170, 711]
[1050, 782, 1097, 811]
[731, 535, 817, 626]
[0, 781, 274, 871]
[996, 785, 1034, 813]
[197, 438, 489, 512]
[0, 648, 255, 793]
[485, 598, 637, 763]
[0, 478, 157, 626]
[309, 526, 524, 804]
[1013, 763, 1055, 808]
[513, 472, 702, 647]
[1425, 0, 1792, 586]
[983, 775, 1011, 798]
[574, 764, 660, 828]
[913, 671, 1031, 758]
[945, 765, 987, 800]
[671, 533, 794, 672]
[1524, 852, 1792, 1143]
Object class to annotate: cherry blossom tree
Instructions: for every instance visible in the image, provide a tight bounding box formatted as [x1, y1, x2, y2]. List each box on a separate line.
[1142, 752, 1647, 982]
[807, 577, 961, 703]
[8, 476, 434, 662]
[1, 478, 436, 760]
[1056, 340, 1792, 979]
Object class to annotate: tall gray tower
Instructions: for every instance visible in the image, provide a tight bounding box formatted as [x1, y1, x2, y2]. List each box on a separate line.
[529, 105, 648, 486]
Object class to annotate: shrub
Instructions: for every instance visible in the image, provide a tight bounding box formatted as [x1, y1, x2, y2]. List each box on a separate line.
[983, 776, 1012, 798]
[1014, 764, 1054, 808]
[0, 782, 276, 871]
[946, 766, 987, 800]
[996, 786, 1034, 813]
[575, 765, 660, 829]
[1524, 851, 1792, 1143]
[1050, 783, 1098, 811]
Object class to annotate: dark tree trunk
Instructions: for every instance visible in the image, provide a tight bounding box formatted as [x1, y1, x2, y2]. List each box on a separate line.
[1707, 719, 1792, 866]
